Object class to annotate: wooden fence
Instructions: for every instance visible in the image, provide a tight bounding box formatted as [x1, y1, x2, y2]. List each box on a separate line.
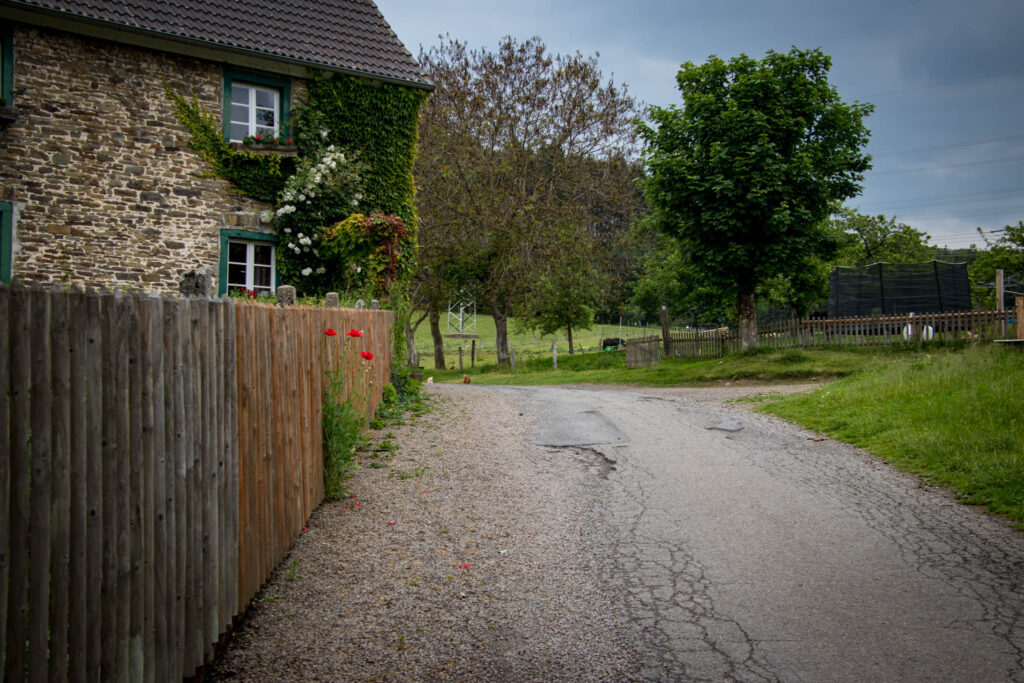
[627, 308, 1020, 365]
[0, 282, 393, 682]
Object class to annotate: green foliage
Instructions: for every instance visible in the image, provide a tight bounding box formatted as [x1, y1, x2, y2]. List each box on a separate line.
[272, 143, 365, 291]
[969, 221, 1024, 309]
[322, 370, 365, 500]
[831, 207, 933, 265]
[321, 213, 414, 298]
[639, 47, 873, 342]
[758, 345, 1024, 524]
[298, 74, 426, 232]
[165, 87, 293, 201]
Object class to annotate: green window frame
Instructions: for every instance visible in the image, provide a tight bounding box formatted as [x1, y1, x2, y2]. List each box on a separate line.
[222, 69, 291, 143]
[1, 27, 13, 107]
[1, 201, 13, 284]
[218, 229, 278, 296]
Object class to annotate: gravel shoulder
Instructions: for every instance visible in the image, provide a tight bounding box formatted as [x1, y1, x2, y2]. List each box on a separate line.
[212, 383, 655, 681]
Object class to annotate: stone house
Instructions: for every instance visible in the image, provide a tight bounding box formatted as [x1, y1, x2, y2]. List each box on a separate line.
[0, 0, 430, 294]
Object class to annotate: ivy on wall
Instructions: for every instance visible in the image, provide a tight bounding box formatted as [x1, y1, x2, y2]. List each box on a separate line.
[166, 89, 294, 202]
[167, 73, 427, 367]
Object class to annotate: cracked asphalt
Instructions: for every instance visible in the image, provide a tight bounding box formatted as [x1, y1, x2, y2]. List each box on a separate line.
[215, 383, 1024, 681]
[500, 384, 1024, 682]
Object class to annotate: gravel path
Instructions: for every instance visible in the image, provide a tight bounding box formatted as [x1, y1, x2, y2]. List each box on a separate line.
[212, 383, 649, 681]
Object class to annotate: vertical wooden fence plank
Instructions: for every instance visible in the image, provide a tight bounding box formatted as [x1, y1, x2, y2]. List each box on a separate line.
[0, 285, 7, 679]
[186, 300, 202, 675]
[139, 296, 161, 683]
[67, 288, 88, 683]
[224, 299, 239, 629]
[28, 286, 53, 682]
[172, 299, 189, 679]
[49, 286, 71, 683]
[202, 301, 219, 656]
[83, 292, 103, 681]
[125, 297, 144, 683]
[4, 282, 30, 683]
[100, 292, 118, 679]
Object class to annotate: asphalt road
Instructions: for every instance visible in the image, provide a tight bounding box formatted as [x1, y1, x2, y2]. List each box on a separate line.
[493, 384, 1024, 682]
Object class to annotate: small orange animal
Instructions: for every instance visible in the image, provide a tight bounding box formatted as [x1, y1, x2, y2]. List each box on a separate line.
[463, 375, 471, 384]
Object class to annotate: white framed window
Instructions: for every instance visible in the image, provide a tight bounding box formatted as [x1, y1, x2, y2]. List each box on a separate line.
[226, 240, 275, 295]
[229, 82, 280, 142]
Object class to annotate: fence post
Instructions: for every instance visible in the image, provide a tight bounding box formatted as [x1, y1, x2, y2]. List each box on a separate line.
[510, 348, 516, 372]
[471, 340, 476, 368]
[458, 346, 463, 371]
[1017, 296, 1024, 340]
[552, 340, 557, 370]
[660, 305, 672, 358]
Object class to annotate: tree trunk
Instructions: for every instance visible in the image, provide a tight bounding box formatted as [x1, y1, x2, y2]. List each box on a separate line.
[566, 324, 574, 354]
[429, 308, 447, 371]
[737, 290, 758, 350]
[406, 310, 428, 369]
[491, 299, 511, 368]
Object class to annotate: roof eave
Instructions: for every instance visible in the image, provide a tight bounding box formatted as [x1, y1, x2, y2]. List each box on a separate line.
[0, 0, 435, 91]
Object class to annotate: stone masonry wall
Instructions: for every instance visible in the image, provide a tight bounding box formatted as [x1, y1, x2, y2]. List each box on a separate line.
[0, 25, 302, 294]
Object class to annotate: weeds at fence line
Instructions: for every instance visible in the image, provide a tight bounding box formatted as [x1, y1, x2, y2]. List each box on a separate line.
[322, 368, 367, 500]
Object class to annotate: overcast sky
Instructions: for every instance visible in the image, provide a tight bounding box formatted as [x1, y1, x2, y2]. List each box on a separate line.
[376, 0, 1024, 249]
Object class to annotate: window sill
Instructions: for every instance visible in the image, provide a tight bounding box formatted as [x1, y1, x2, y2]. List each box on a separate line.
[230, 142, 298, 157]
[0, 106, 17, 124]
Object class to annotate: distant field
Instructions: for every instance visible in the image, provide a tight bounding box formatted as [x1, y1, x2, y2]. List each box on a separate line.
[410, 312, 675, 369]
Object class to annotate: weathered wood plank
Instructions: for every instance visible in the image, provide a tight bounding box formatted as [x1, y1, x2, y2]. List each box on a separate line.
[28, 286, 53, 681]
[126, 296, 144, 683]
[138, 296, 161, 683]
[49, 286, 71, 683]
[4, 282, 30, 683]
[0, 285, 8, 678]
[172, 299, 188, 678]
[222, 299, 239, 629]
[67, 288, 89, 683]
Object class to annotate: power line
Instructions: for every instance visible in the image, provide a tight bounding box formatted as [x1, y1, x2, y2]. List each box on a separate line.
[869, 134, 1024, 158]
[857, 187, 1024, 212]
[856, 65, 1024, 99]
[870, 153, 1024, 175]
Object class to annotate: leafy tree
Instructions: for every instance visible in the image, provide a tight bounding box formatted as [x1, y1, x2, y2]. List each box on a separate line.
[513, 222, 602, 353]
[415, 36, 641, 367]
[831, 207, 932, 265]
[969, 221, 1024, 309]
[639, 47, 873, 348]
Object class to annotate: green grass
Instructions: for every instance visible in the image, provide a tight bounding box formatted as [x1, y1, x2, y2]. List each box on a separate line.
[755, 345, 1024, 525]
[412, 312, 665, 370]
[423, 345, 903, 387]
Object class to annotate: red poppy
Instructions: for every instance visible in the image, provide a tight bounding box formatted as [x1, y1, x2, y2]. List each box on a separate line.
[255, 134, 262, 141]
[361, 351, 374, 360]
[325, 328, 337, 336]
[347, 329, 363, 337]
[458, 564, 470, 569]
[387, 521, 396, 526]
[286, 138, 293, 143]
[354, 503, 362, 507]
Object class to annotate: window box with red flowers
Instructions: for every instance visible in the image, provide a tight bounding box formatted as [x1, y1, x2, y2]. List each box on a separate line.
[231, 134, 298, 157]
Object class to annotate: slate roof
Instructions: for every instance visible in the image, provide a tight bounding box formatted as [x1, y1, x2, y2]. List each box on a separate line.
[6, 0, 431, 88]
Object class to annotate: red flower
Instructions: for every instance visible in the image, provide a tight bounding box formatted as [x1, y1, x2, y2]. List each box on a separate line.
[255, 134, 262, 141]
[325, 328, 337, 336]
[347, 329, 363, 337]
[458, 564, 470, 569]
[387, 521, 396, 526]
[354, 503, 362, 507]
[286, 138, 293, 143]
[361, 351, 374, 360]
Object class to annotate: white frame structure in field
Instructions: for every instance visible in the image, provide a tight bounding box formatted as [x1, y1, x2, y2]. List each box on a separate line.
[446, 299, 478, 338]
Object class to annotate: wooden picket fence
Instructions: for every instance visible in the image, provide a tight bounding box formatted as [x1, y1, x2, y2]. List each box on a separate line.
[0, 282, 393, 682]
[627, 308, 1021, 366]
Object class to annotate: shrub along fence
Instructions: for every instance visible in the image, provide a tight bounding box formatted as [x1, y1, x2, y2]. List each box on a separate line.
[0, 282, 393, 682]
[627, 306, 1022, 367]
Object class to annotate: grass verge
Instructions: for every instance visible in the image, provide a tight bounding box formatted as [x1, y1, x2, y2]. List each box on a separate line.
[754, 345, 1024, 526]
[425, 346, 908, 387]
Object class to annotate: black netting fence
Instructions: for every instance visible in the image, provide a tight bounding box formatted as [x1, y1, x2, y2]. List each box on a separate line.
[828, 261, 971, 318]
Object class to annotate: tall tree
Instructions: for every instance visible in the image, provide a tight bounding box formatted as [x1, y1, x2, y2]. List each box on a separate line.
[639, 48, 872, 348]
[831, 207, 933, 265]
[969, 221, 1024, 309]
[415, 36, 641, 367]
